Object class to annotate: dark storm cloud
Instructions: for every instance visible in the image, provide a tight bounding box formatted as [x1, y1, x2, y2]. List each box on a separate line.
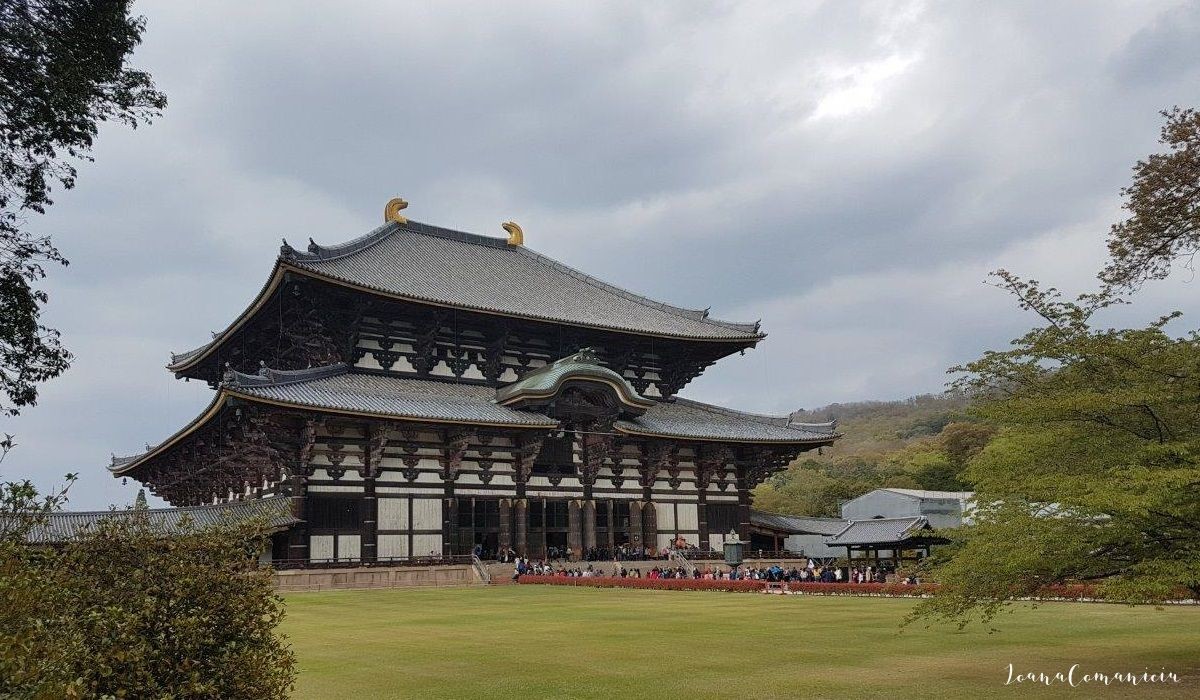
[3, 0, 1199, 509]
[1109, 2, 1200, 88]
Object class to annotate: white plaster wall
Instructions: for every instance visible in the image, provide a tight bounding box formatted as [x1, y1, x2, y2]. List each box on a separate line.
[378, 498, 409, 530]
[310, 535, 334, 560]
[337, 534, 362, 560]
[412, 534, 442, 556]
[677, 503, 698, 531]
[412, 499, 442, 530]
[655, 502, 676, 530]
[378, 534, 409, 559]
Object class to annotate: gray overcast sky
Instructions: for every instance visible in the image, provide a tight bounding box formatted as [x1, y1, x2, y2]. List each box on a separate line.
[4, 0, 1199, 510]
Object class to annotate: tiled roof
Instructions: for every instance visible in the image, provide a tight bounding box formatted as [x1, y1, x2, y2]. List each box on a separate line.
[750, 510, 848, 535]
[227, 365, 830, 442]
[226, 364, 560, 428]
[283, 220, 763, 341]
[19, 498, 299, 544]
[616, 398, 839, 444]
[116, 364, 839, 478]
[824, 517, 930, 546]
[495, 348, 654, 414]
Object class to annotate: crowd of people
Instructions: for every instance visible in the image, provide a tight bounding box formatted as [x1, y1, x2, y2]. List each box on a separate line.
[510, 556, 921, 584]
[582, 545, 670, 561]
[479, 544, 669, 563]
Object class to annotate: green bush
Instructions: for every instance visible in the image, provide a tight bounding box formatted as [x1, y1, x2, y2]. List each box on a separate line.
[1, 483, 295, 699]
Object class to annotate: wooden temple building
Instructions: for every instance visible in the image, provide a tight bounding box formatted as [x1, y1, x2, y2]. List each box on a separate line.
[109, 200, 838, 566]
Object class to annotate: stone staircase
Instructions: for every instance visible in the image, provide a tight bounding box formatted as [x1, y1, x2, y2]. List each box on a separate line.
[667, 548, 696, 576]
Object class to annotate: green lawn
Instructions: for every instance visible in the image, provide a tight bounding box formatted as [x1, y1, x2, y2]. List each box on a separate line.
[283, 586, 1199, 699]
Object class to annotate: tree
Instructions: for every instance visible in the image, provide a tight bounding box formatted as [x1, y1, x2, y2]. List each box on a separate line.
[0, 503, 296, 698]
[1100, 107, 1200, 291]
[1, 0, 166, 416]
[912, 273, 1200, 626]
[937, 421, 996, 469]
[912, 107, 1200, 627]
[752, 465, 845, 517]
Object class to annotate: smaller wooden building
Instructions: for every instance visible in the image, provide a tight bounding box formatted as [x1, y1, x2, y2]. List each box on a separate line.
[746, 510, 847, 558]
[824, 516, 944, 566]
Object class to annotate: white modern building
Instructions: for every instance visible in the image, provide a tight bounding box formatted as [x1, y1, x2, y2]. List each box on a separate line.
[839, 488, 975, 529]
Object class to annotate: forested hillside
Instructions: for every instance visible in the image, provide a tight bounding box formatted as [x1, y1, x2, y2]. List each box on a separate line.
[752, 392, 993, 517]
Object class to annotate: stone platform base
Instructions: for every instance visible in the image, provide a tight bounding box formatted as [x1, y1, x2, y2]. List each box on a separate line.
[275, 564, 480, 592]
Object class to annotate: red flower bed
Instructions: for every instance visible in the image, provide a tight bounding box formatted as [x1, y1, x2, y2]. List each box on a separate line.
[518, 575, 766, 593]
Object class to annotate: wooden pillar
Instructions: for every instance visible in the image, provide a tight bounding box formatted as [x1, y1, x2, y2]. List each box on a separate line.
[361, 472, 377, 563]
[582, 500, 597, 552]
[443, 496, 457, 556]
[287, 463, 309, 563]
[606, 501, 616, 551]
[629, 501, 643, 553]
[642, 501, 658, 556]
[568, 500, 583, 559]
[697, 490, 709, 551]
[514, 498, 528, 557]
[499, 498, 512, 552]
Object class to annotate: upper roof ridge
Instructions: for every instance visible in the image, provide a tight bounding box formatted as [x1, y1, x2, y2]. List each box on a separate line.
[284, 218, 763, 335]
[281, 221, 400, 262]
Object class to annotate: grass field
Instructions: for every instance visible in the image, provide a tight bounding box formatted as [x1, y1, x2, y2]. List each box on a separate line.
[283, 586, 1199, 699]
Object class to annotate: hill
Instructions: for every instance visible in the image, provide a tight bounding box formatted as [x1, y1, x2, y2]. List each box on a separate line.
[754, 392, 991, 517]
[792, 391, 975, 458]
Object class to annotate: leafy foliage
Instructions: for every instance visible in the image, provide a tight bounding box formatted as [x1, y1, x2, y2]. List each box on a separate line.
[911, 273, 1200, 627]
[1101, 107, 1200, 291]
[0, 483, 296, 699]
[0, 0, 165, 416]
[911, 107, 1200, 627]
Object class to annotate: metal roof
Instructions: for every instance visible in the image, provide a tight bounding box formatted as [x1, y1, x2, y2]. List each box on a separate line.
[282, 220, 763, 341]
[877, 488, 975, 501]
[824, 516, 931, 546]
[750, 510, 848, 535]
[18, 498, 299, 544]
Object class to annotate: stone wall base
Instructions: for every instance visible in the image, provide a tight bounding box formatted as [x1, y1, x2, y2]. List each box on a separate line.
[275, 564, 479, 592]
